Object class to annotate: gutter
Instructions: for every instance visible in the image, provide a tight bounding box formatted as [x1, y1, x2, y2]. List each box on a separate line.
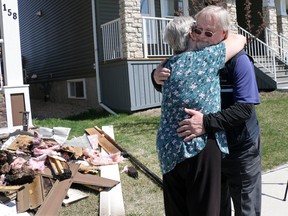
[91, 0, 117, 115]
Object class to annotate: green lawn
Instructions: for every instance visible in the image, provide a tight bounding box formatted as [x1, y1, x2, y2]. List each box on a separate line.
[32, 91, 288, 216]
[256, 91, 288, 170]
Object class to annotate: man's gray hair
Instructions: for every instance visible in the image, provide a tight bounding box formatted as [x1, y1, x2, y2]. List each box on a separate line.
[195, 5, 230, 31]
[163, 16, 195, 54]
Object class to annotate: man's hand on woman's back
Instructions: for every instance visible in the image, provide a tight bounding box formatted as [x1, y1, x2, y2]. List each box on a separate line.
[153, 59, 171, 85]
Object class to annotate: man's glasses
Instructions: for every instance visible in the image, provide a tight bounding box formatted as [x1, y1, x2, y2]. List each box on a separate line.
[193, 28, 215, 37]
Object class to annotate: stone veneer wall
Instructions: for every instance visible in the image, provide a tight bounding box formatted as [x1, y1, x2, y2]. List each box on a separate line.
[277, 15, 288, 51]
[263, 6, 279, 49]
[226, 0, 237, 33]
[0, 92, 7, 128]
[119, 0, 143, 59]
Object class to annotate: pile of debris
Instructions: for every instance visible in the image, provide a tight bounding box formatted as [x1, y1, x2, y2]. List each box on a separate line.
[0, 126, 125, 215]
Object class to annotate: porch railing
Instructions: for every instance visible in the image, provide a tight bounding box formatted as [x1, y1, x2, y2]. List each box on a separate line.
[100, 17, 282, 82]
[100, 18, 122, 61]
[265, 27, 288, 64]
[238, 25, 277, 81]
[101, 17, 173, 61]
[142, 16, 173, 58]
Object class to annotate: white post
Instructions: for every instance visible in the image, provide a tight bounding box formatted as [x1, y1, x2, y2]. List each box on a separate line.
[0, 0, 23, 86]
[0, 0, 33, 132]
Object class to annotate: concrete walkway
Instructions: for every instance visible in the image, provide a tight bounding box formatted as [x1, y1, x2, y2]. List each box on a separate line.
[261, 163, 288, 216]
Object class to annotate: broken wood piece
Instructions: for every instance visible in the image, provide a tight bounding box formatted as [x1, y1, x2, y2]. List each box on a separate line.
[41, 163, 119, 189]
[55, 158, 64, 174]
[73, 171, 119, 189]
[83, 184, 105, 192]
[16, 183, 30, 213]
[78, 163, 99, 174]
[40, 166, 55, 178]
[0, 185, 25, 192]
[63, 145, 83, 159]
[34, 161, 119, 216]
[28, 175, 44, 210]
[85, 127, 119, 154]
[7, 135, 33, 152]
[16, 175, 45, 213]
[48, 156, 71, 180]
[48, 157, 59, 175]
[35, 163, 79, 216]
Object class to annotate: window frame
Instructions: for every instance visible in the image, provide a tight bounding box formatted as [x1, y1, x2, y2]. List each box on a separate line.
[67, 78, 87, 99]
[160, 0, 189, 17]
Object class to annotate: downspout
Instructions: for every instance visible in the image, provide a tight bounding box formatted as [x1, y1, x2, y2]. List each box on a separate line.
[91, 0, 117, 115]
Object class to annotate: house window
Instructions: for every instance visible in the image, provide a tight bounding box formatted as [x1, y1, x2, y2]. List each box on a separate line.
[161, 0, 189, 17]
[67, 79, 86, 99]
[141, 0, 156, 44]
[141, 0, 155, 16]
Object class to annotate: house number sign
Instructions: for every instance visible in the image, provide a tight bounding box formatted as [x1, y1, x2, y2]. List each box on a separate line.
[2, 4, 18, 20]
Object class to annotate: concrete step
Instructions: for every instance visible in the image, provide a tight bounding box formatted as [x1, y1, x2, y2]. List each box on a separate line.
[253, 57, 288, 90]
[277, 83, 288, 89]
[255, 64, 287, 71]
[263, 72, 288, 79]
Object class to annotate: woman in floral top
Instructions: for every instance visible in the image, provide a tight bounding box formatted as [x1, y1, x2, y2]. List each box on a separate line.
[156, 12, 246, 216]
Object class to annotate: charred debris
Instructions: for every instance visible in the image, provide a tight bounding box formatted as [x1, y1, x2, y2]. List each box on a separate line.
[0, 126, 145, 215]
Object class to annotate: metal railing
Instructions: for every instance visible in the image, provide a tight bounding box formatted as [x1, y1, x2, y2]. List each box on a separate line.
[142, 16, 173, 58]
[101, 17, 173, 60]
[265, 27, 288, 64]
[238, 25, 277, 81]
[279, 33, 288, 64]
[100, 18, 122, 61]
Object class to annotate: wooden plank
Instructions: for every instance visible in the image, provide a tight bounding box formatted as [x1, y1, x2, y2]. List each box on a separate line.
[0, 185, 24, 191]
[41, 162, 119, 189]
[85, 127, 119, 154]
[16, 183, 30, 213]
[35, 163, 79, 216]
[85, 127, 98, 135]
[100, 125, 125, 216]
[73, 171, 119, 188]
[28, 175, 44, 209]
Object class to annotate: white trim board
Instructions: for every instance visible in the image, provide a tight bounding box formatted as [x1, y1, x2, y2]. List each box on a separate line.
[99, 125, 125, 216]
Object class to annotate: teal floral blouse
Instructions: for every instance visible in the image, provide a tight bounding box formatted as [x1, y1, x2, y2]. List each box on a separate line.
[157, 42, 229, 174]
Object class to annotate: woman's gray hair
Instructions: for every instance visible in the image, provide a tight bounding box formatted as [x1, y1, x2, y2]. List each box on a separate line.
[195, 5, 230, 31]
[163, 16, 195, 54]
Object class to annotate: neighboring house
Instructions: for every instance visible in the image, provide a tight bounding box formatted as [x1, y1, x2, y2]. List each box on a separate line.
[18, 1, 98, 111]
[12, 0, 288, 116]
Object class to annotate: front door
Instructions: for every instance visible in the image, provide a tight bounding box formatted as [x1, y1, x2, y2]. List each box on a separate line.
[236, 0, 264, 40]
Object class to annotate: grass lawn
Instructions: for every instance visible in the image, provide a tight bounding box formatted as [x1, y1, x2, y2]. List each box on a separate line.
[32, 91, 288, 216]
[257, 91, 288, 170]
